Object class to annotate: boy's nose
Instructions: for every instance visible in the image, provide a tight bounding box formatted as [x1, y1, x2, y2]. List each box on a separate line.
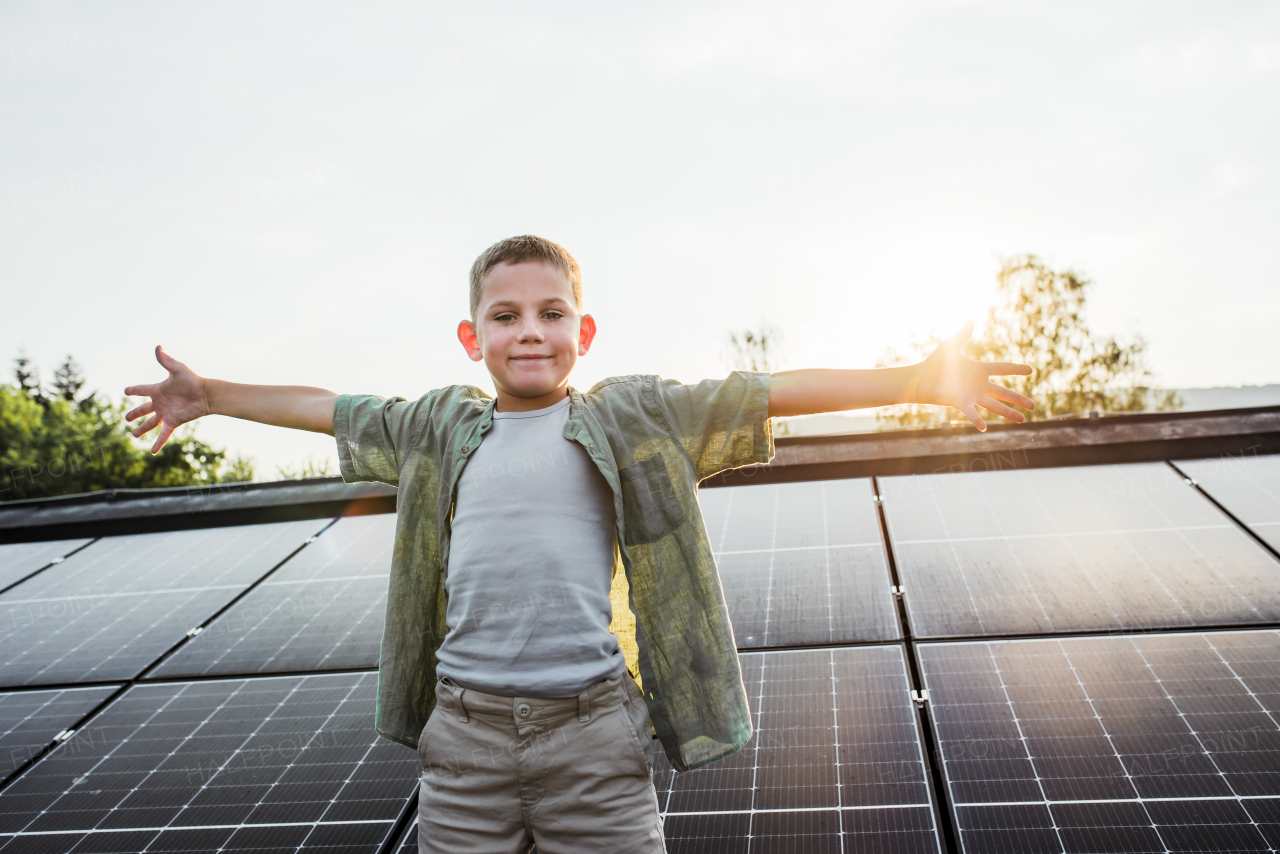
[517, 322, 544, 343]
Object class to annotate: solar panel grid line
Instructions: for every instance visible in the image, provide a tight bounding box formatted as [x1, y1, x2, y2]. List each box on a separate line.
[893, 522, 1237, 544]
[1056, 639, 1174, 854]
[718, 541, 884, 555]
[980, 642, 1069, 853]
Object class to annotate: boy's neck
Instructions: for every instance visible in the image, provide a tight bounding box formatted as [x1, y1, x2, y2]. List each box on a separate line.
[493, 385, 570, 413]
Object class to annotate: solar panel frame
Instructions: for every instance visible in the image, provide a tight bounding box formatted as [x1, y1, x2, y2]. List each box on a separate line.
[0, 520, 325, 688]
[880, 463, 1280, 639]
[917, 629, 1280, 854]
[699, 479, 901, 648]
[0, 538, 92, 593]
[148, 514, 397, 679]
[0, 670, 420, 854]
[1178, 454, 1280, 556]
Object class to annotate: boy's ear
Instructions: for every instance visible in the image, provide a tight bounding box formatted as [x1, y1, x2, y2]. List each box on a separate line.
[578, 314, 597, 356]
[457, 320, 484, 362]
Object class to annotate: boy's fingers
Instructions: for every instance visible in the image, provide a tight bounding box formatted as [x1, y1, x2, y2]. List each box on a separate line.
[156, 345, 183, 373]
[124, 383, 160, 398]
[959, 402, 986, 432]
[125, 401, 155, 422]
[984, 361, 1032, 376]
[986, 383, 1035, 410]
[151, 423, 177, 455]
[979, 396, 1025, 423]
[133, 414, 161, 437]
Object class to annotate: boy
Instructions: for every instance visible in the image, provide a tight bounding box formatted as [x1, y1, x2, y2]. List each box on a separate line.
[125, 235, 1032, 853]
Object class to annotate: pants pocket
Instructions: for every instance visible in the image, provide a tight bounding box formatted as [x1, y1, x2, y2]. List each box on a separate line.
[619, 680, 655, 775]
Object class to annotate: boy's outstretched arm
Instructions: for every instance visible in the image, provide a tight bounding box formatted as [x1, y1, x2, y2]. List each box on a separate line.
[767, 322, 1035, 431]
[124, 345, 337, 454]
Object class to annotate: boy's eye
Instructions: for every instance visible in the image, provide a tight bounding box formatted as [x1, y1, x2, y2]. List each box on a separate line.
[495, 313, 516, 322]
[543, 312, 564, 320]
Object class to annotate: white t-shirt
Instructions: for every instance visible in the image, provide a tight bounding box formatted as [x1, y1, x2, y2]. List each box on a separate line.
[435, 395, 626, 697]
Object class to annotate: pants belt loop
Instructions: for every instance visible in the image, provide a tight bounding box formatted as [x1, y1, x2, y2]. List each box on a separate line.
[442, 677, 469, 723]
[456, 685, 469, 723]
[578, 686, 591, 723]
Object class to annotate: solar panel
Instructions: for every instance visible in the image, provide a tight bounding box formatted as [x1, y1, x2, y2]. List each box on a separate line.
[1179, 454, 1280, 554]
[0, 670, 419, 853]
[0, 520, 324, 687]
[653, 645, 942, 853]
[917, 630, 1280, 854]
[0, 685, 117, 785]
[879, 463, 1280, 638]
[0, 539, 91, 592]
[700, 479, 900, 648]
[149, 514, 396, 679]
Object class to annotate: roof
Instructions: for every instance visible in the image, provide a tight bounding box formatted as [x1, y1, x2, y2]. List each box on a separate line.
[0, 405, 1278, 853]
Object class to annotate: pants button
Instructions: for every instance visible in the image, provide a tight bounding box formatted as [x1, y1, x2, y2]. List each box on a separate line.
[516, 703, 531, 718]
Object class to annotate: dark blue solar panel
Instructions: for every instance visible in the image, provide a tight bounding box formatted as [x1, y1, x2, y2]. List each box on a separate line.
[0, 520, 323, 687]
[150, 514, 396, 678]
[1179, 454, 1280, 554]
[919, 630, 1280, 854]
[0, 671, 418, 853]
[700, 479, 899, 647]
[652, 645, 941, 853]
[0, 685, 117, 785]
[0, 539, 91, 592]
[881, 463, 1280, 638]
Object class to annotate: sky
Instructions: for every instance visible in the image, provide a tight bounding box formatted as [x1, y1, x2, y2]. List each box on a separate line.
[3, 1, 1278, 477]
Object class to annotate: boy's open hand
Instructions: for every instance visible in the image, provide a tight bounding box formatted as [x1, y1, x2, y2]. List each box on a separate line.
[914, 322, 1035, 431]
[124, 346, 209, 454]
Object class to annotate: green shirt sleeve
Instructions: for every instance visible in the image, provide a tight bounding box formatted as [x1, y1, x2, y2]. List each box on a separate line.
[650, 371, 774, 481]
[333, 393, 429, 487]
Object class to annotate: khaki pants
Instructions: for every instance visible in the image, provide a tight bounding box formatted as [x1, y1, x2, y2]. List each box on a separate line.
[417, 672, 667, 854]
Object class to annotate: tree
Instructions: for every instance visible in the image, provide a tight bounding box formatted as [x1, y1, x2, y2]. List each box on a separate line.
[1, 355, 255, 501]
[725, 322, 785, 374]
[276, 457, 334, 480]
[877, 255, 1181, 428]
[725, 321, 791, 435]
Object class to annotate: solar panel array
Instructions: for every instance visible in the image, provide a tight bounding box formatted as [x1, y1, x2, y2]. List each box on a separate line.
[0, 457, 1278, 853]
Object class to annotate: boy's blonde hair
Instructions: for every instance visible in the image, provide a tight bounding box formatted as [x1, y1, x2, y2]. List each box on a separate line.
[469, 235, 583, 319]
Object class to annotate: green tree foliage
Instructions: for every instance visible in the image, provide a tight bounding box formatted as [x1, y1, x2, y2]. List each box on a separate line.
[878, 255, 1182, 428]
[0, 355, 254, 501]
[276, 456, 334, 480]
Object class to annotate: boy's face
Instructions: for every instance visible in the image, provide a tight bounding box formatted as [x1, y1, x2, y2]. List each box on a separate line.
[457, 261, 596, 410]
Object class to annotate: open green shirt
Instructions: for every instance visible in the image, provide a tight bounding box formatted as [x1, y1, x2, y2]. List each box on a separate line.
[334, 371, 773, 772]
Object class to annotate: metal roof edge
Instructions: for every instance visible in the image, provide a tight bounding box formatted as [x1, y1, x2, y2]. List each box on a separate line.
[0, 477, 397, 544]
[705, 404, 1280, 487]
[2, 405, 1277, 540]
